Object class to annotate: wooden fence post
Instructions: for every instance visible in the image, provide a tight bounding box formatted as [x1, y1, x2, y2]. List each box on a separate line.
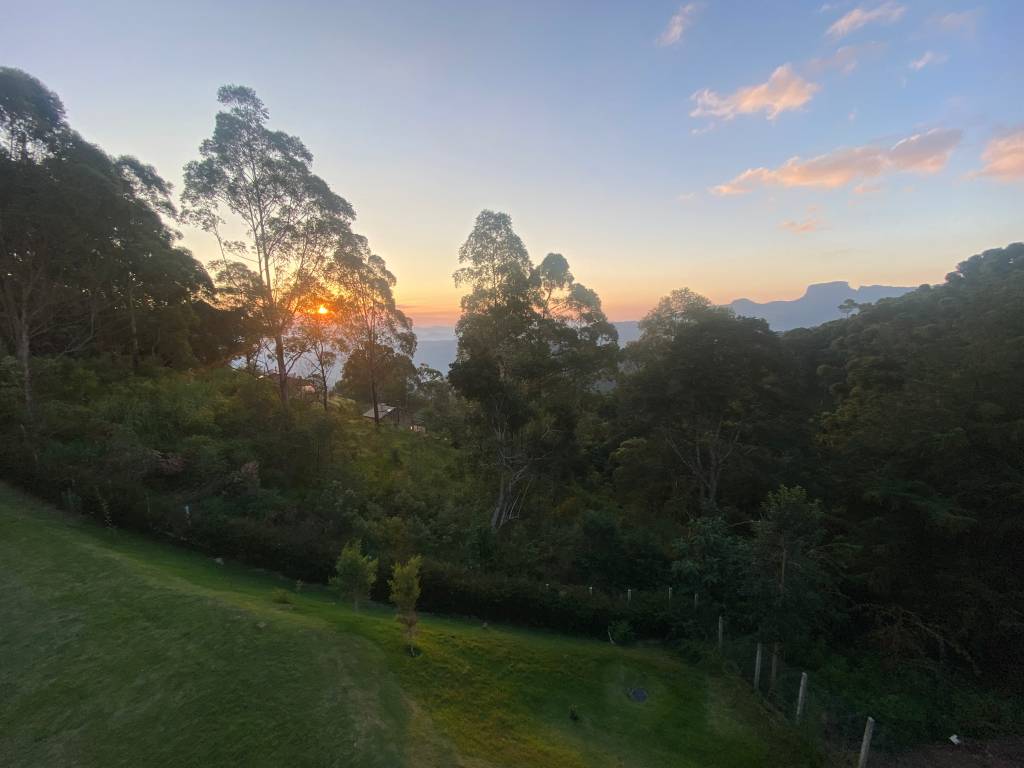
[753, 642, 763, 690]
[795, 672, 808, 723]
[857, 717, 875, 768]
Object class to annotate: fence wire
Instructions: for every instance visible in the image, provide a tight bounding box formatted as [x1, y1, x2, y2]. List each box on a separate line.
[717, 628, 898, 765]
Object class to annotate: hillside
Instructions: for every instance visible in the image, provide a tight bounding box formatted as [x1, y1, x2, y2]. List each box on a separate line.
[0, 484, 817, 768]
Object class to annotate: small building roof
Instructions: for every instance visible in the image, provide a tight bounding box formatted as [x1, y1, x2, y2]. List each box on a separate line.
[362, 404, 398, 419]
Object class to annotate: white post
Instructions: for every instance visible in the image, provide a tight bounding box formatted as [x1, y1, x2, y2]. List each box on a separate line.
[857, 717, 875, 768]
[668, 586, 673, 602]
[627, 588, 632, 604]
[795, 672, 808, 723]
[717, 615, 724, 651]
[588, 585, 593, 596]
[753, 642, 763, 689]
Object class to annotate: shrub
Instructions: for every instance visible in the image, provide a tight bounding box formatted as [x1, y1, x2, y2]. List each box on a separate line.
[270, 588, 293, 605]
[608, 619, 635, 646]
[329, 540, 378, 610]
[389, 556, 422, 653]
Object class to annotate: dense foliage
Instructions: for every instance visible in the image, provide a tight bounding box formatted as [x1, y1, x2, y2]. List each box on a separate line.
[2, 68, 1021, 745]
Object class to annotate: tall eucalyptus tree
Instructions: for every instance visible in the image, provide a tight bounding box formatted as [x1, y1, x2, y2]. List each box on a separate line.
[183, 85, 353, 404]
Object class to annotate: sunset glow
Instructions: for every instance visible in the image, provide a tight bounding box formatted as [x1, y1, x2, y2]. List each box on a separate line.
[9, 1, 1019, 327]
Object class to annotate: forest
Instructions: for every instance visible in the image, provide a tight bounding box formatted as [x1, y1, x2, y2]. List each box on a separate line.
[2, 67, 1021, 747]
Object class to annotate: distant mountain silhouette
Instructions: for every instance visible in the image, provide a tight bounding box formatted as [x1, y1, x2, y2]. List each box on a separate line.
[729, 281, 916, 331]
[412, 282, 917, 371]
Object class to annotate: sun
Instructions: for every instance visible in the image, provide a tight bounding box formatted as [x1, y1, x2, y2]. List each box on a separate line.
[316, 305, 329, 315]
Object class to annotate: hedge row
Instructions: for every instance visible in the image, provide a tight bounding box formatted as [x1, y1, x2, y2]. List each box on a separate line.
[407, 559, 686, 640]
[4, 445, 692, 641]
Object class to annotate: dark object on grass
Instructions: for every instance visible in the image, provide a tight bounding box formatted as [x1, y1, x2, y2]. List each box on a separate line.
[569, 705, 579, 722]
[628, 688, 648, 703]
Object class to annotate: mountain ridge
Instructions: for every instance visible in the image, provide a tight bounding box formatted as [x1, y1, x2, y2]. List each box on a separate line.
[411, 281, 917, 371]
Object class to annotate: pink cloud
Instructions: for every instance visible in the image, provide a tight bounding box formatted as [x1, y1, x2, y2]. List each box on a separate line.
[691, 65, 819, 122]
[827, 2, 905, 39]
[658, 3, 701, 47]
[976, 130, 1024, 182]
[712, 128, 962, 195]
[781, 216, 825, 234]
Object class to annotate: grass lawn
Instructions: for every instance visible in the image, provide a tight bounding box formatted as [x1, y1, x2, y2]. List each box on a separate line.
[0, 483, 818, 767]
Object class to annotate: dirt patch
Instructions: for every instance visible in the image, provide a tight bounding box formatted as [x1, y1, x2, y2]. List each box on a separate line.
[873, 737, 1024, 768]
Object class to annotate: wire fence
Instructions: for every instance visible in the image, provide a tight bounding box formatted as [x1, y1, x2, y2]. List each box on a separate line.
[593, 585, 901, 766]
[717, 626, 897, 766]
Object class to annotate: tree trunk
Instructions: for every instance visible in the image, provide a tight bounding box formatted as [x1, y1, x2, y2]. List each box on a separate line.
[370, 375, 380, 427]
[16, 321, 33, 423]
[127, 283, 140, 373]
[770, 642, 780, 692]
[490, 473, 510, 530]
[274, 331, 289, 405]
[368, 345, 380, 427]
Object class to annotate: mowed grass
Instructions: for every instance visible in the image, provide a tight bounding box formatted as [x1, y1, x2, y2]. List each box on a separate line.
[0, 484, 818, 767]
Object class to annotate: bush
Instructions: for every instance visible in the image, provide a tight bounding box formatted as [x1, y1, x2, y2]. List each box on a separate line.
[389, 556, 422, 652]
[607, 619, 635, 645]
[330, 539, 378, 609]
[270, 588, 293, 605]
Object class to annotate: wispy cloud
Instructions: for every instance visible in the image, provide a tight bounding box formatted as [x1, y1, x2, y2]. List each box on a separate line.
[826, 2, 905, 39]
[909, 51, 948, 71]
[781, 211, 826, 234]
[975, 130, 1024, 181]
[658, 3, 701, 47]
[712, 128, 962, 195]
[807, 42, 885, 76]
[809, 45, 862, 75]
[853, 181, 882, 194]
[930, 9, 980, 36]
[691, 65, 819, 122]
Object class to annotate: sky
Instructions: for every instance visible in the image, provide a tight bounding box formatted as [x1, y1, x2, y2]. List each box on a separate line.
[5, 1, 1021, 325]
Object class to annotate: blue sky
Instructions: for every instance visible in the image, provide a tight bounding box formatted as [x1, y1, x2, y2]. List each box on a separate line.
[5, 1, 1021, 323]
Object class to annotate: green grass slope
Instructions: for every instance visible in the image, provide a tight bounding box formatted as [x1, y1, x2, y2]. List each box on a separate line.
[0, 484, 817, 767]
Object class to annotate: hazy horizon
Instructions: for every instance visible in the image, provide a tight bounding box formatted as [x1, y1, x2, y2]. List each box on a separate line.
[6, 0, 1021, 326]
